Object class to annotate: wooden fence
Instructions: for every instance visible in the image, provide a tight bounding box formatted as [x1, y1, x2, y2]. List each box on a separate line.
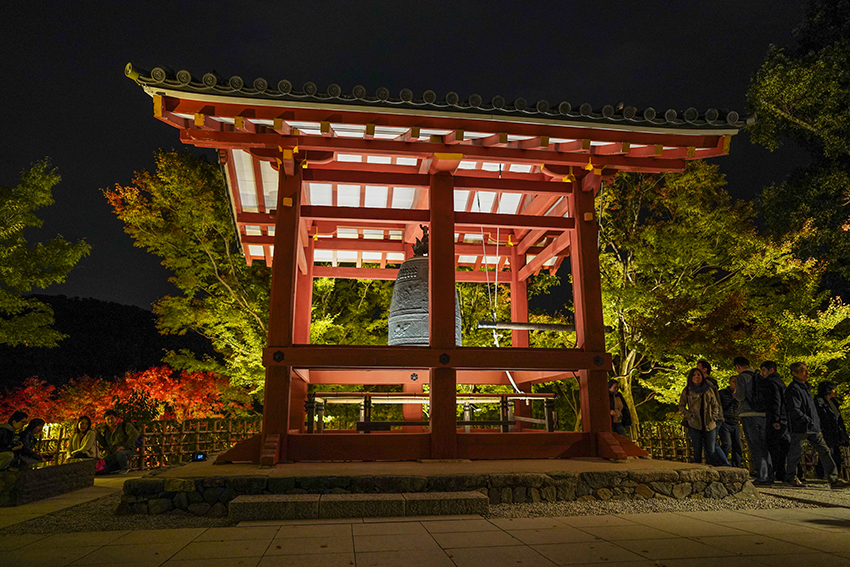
[36, 418, 262, 469]
[635, 420, 850, 481]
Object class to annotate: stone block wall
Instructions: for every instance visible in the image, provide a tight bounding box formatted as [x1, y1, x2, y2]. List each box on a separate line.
[119, 467, 757, 516]
[0, 459, 96, 507]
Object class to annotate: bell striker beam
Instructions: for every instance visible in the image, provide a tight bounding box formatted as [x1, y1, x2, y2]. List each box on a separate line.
[429, 172, 458, 459]
[569, 172, 613, 455]
[510, 246, 533, 429]
[262, 167, 303, 464]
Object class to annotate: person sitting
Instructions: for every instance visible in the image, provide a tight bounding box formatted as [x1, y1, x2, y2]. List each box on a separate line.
[608, 379, 632, 437]
[0, 411, 28, 470]
[97, 410, 139, 474]
[815, 381, 849, 480]
[65, 415, 97, 460]
[16, 418, 48, 467]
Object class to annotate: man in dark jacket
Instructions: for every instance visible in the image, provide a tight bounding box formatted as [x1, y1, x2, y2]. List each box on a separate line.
[97, 410, 139, 474]
[761, 361, 791, 482]
[0, 411, 28, 470]
[815, 381, 849, 479]
[784, 362, 849, 488]
[718, 376, 743, 467]
[608, 380, 632, 437]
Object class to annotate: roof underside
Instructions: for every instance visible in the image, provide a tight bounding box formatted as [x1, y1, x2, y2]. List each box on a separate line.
[129, 64, 740, 279]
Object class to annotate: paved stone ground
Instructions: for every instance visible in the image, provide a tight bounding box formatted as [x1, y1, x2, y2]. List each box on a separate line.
[3, 463, 850, 566]
[4, 506, 850, 567]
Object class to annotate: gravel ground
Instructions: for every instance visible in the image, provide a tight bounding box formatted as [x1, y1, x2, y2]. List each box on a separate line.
[0, 491, 820, 535]
[488, 494, 819, 518]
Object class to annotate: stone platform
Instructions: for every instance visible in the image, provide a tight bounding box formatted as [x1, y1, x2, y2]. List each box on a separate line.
[118, 457, 758, 517]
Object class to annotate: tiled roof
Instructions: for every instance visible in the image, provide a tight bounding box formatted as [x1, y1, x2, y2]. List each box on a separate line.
[126, 63, 747, 130]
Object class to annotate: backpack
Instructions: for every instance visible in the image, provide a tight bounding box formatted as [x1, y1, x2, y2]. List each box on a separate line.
[744, 370, 768, 413]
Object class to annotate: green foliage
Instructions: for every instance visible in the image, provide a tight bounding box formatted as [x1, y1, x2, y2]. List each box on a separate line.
[0, 160, 90, 347]
[748, 0, 850, 282]
[310, 276, 393, 345]
[106, 151, 270, 390]
[599, 161, 850, 423]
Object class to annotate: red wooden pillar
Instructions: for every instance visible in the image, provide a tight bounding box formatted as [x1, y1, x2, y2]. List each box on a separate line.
[402, 381, 424, 432]
[429, 172, 457, 459]
[289, 238, 314, 432]
[510, 246, 533, 430]
[261, 168, 303, 465]
[569, 173, 610, 445]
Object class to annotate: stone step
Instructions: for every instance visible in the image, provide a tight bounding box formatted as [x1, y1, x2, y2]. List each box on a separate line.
[228, 490, 488, 522]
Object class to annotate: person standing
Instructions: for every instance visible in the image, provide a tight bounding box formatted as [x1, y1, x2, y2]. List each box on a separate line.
[97, 410, 139, 474]
[814, 381, 849, 480]
[718, 376, 743, 467]
[679, 368, 725, 464]
[784, 362, 849, 489]
[608, 380, 632, 437]
[733, 356, 773, 485]
[697, 360, 732, 466]
[761, 361, 791, 482]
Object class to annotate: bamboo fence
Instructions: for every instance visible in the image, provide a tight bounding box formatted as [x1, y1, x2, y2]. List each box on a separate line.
[36, 418, 261, 469]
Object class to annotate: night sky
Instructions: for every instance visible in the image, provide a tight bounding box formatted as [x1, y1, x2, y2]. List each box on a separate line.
[2, 1, 806, 310]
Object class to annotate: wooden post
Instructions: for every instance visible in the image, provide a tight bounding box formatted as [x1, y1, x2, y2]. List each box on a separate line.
[261, 167, 303, 464]
[429, 172, 457, 459]
[402, 381, 424, 432]
[510, 245, 533, 430]
[569, 173, 611, 448]
[289, 239, 313, 433]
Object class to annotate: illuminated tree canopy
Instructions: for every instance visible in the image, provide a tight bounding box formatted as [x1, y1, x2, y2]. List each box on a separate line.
[748, 0, 850, 282]
[0, 161, 90, 347]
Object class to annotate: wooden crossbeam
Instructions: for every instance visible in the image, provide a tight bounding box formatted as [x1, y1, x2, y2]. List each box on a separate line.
[180, 130, 690, 173]
[519, 232, 571, 280]
[262, 345, 612, 372]
[516, 197, 569, 254]
[163, 95, 733, 149]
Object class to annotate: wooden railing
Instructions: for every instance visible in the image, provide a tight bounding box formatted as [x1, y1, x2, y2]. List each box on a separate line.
[35, 418, 262, 470]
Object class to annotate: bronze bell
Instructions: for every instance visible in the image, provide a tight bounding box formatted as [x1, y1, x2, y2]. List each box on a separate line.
[388, 227, 462, 346]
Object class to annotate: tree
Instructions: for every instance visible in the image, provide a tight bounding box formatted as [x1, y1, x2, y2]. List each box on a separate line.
[748, 0, 850, 284]
[106, 151, 271, 390]
[0, 161, 90, 347]
[599, 161, 850, 427]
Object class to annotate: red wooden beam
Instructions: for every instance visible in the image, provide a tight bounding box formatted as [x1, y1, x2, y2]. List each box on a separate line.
[311, 266, 515, 282]
[162, 95, 729, 149]
[516, 197, 570, 254]
[302, 169, 572, 196]
[263, 345, 612, 372]
[180, 130, 689, 173]
[301, 205, 431, 224]
[455, 211, 575, 231]
[519, 232, 570, 280]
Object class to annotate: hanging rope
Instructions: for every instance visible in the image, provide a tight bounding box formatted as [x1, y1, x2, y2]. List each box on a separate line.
[476, 176, 520, 394]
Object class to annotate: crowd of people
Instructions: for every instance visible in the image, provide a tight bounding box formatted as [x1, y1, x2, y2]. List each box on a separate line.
[0, 409, 139, 474]
[610, 357, 850, 488]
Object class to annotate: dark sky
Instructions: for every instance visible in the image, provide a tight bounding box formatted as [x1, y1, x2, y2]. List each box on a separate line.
[1, 1, 806, 310]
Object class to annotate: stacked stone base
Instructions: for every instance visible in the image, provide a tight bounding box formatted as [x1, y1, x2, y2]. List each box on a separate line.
[0, 459, 96, 507]
[119, 467, 757, 517]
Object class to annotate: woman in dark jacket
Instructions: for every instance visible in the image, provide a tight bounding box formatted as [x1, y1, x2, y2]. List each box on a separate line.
[609, 379, 632, 437]
[815, 381, 849, 478]
[16, 418, 47, 467]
